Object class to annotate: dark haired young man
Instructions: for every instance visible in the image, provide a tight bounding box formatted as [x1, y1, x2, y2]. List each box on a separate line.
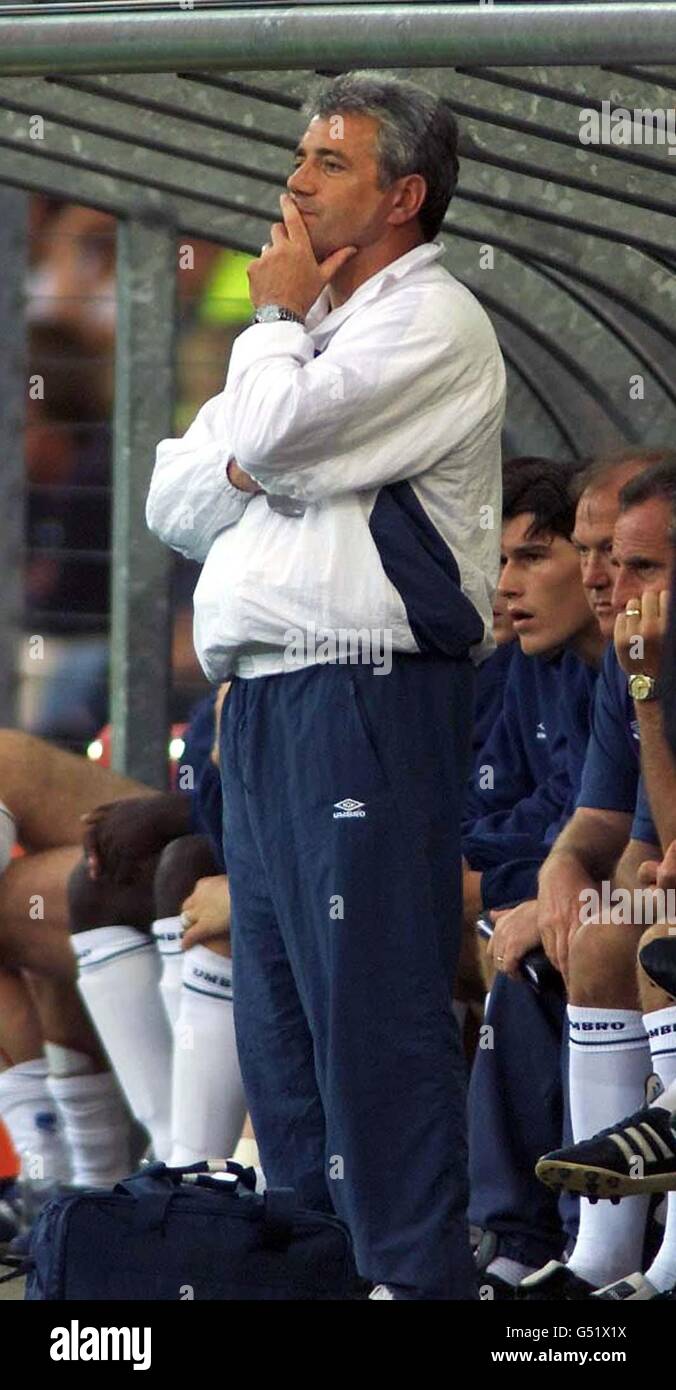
[465, 457, 601, 1294]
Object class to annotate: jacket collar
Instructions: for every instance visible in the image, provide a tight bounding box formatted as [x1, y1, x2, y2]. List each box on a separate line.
[306, 240, 444, 343]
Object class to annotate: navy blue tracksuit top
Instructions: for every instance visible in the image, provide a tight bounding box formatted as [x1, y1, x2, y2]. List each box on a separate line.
[463, 646, 598, 910]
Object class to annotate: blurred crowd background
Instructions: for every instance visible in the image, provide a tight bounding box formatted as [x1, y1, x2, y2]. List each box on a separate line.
[21, 198, 252, 757]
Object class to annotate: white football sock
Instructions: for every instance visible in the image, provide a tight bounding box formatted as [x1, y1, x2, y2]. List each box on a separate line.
[645, 1005, 676, 1099]
[151, 917, 184, 1030]
[644, 1005, 676, 1293]
[44, 1042, 133, 1188]
[0, 1057, 71, 1183]
[46, 1071, 133, 1188]
[73, 926, 172, 1162]
[169, 945, 246, 1166]
[566, 1006, 651, 1287]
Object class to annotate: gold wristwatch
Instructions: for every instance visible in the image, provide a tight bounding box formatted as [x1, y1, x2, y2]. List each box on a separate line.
[628, 673, 659, 702]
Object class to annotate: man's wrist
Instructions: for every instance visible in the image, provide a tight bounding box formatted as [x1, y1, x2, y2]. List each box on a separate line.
[628, 672, 661, 702]
[227, 458, 263, 494]
[251, 304, 306, 327]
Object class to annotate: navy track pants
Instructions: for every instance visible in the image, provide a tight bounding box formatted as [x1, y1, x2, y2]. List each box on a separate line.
[219, 653, 476, 1298]
[468, 971, 578, 1267]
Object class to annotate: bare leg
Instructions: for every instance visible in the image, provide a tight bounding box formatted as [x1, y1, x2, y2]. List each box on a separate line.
[0, 967, 43, 1067]
[0, 729, 154, 850]
[0, 847, 81, 979]
[568, 919, 645, 1009]
[68, 854, 157, 936]
[25, 975, 108, 1072]
[154, 836, 221, 920]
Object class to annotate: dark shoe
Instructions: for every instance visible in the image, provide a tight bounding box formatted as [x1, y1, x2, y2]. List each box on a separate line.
[516, 1259, 596, 1300]
[536, 1103, 676, 1198]
[639, 937, 676, 998]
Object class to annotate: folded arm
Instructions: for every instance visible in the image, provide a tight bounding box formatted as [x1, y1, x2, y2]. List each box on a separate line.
[146, 394, 253, 561]
[223, 296, 503, 503]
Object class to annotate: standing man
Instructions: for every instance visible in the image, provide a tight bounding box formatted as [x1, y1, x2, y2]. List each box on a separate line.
[147, 72, 505, 1300]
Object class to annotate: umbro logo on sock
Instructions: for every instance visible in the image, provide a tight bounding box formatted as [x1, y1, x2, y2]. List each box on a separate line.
[536, 722, 547, 741]
[193, 967, 232, 990]
[570, 1021, 627, 1031]
[333, 798, 366, 819]
[648, 1022, 676, 1038]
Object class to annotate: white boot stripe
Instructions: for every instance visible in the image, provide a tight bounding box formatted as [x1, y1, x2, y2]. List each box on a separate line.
[609, 1131, 645, 1166]
[625, 1126, 657, 1163]
[639, 1121, 673, 1160]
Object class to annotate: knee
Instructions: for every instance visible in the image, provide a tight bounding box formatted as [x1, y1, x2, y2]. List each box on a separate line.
[68, 855, 153, 933]
[0, 729, 32, 763]
[154, 835, 218, 918]
[569, 919, 641, 1009]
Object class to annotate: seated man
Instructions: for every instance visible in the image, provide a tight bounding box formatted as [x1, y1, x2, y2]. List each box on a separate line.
[532, 839, 676, 1302]
[72, 682, 246, 1170]
[463, 457, 602, 933]
[0, 734, 156, 1197]
[520, 457, 675, 1300]
[0, 688, 245, 1212]
[457, 456, 598, 1015]
[469, 449, 656, 1295]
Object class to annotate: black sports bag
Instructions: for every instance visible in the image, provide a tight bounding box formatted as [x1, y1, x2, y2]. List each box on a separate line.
[19, 1160, 365, 1300]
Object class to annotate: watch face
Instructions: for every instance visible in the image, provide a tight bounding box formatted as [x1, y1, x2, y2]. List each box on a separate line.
[256, 305, 279, 323]
[630, 674, 653, 700]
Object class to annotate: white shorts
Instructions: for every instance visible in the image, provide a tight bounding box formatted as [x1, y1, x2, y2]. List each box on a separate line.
[0, 800, 16, 874]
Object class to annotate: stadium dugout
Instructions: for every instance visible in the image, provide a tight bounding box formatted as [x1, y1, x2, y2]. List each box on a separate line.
[0, 0, 674, 780]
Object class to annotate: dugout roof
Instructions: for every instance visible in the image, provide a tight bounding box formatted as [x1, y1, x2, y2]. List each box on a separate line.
[0, 1, 674, 778]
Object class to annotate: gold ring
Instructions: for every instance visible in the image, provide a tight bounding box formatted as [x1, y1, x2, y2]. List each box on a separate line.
[496, 954, 504, 963]
[626, 607, 641, 617]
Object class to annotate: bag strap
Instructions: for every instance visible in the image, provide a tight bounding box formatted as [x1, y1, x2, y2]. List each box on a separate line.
[261, 1187, 296, 1248]
[115, 1160, 259, 1233]
[115, 1158, 256, 1198]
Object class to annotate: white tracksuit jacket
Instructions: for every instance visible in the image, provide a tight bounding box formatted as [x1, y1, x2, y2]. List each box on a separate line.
[146, 241, 506, 682]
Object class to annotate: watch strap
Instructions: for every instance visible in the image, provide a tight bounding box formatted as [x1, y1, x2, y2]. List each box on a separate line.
[252, 304, 305, 326]
[628, 672, 660, 701]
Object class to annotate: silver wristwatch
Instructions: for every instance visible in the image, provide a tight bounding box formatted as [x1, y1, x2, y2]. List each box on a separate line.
[252, 304, 305, 326]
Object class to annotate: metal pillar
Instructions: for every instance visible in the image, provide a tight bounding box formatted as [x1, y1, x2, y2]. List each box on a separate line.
[110, 216, 175, 787]
[0, 3, 676, 76]
[0, 190, 27, 727]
